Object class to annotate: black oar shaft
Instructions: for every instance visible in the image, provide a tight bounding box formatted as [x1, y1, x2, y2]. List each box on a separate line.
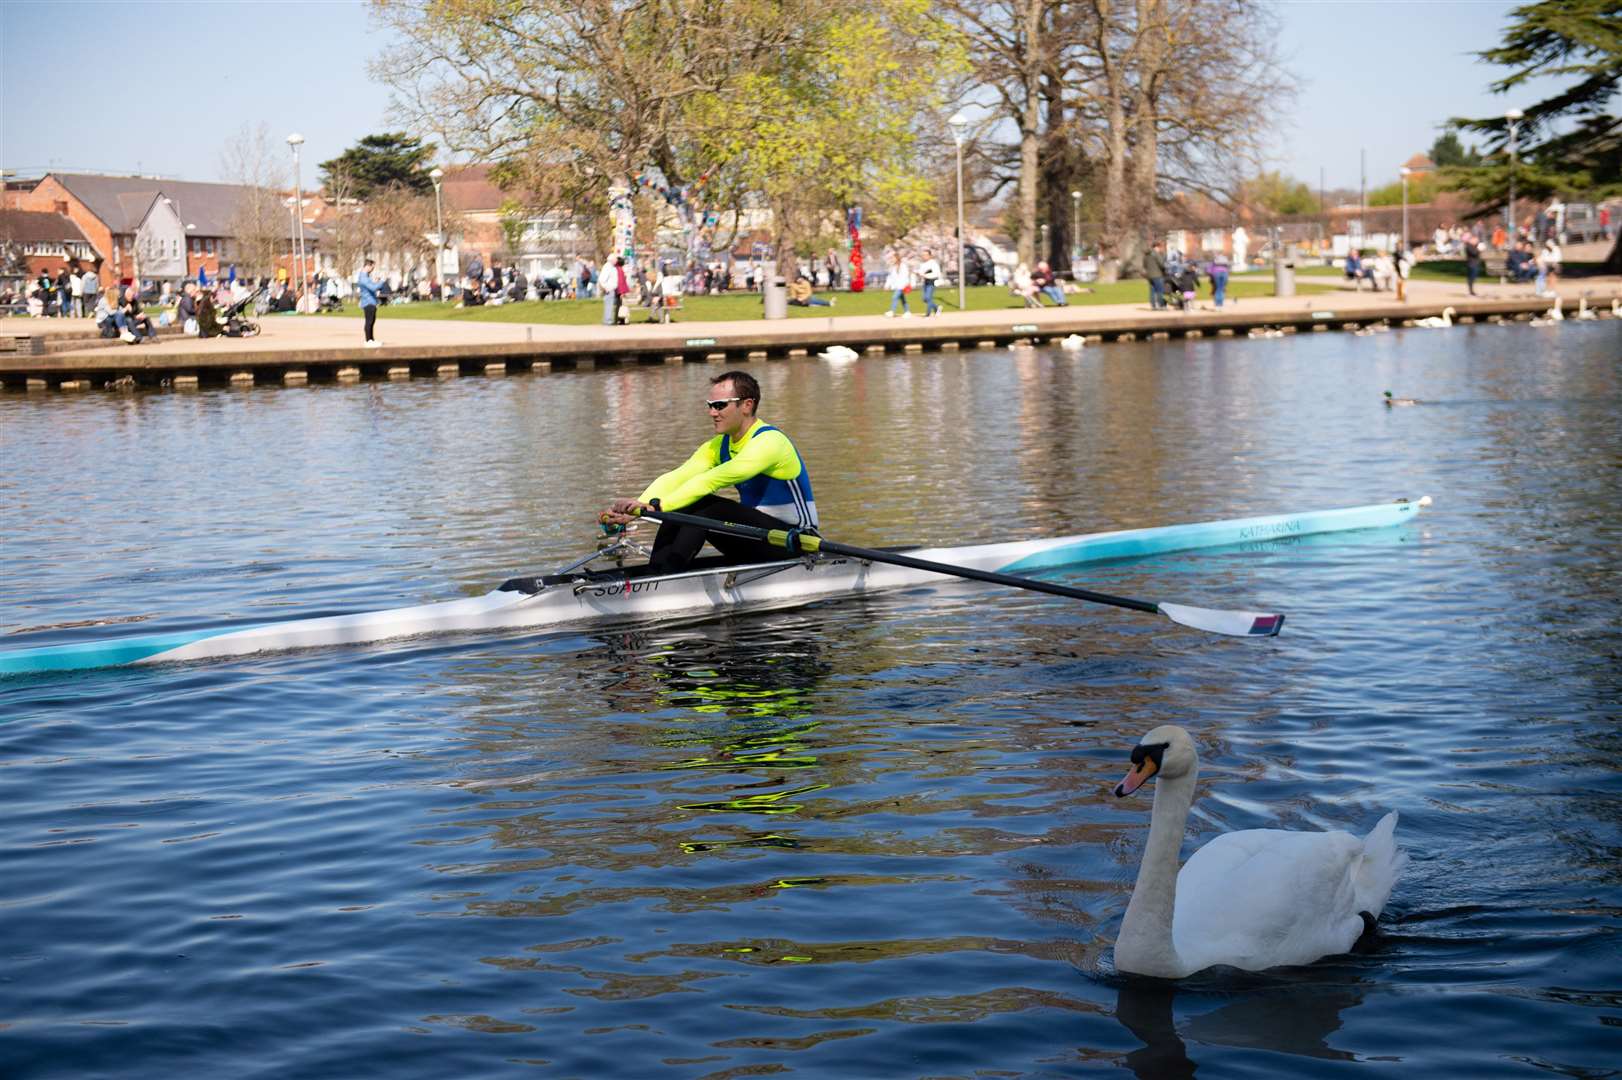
[636, 507, 1159, 616]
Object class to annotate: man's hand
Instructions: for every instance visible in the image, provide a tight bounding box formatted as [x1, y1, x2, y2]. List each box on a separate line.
[599, 498, 650, 527]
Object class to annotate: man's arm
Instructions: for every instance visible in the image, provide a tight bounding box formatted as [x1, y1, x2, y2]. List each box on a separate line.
[637, 440, 715, 505]
[654, 429, 797, 511]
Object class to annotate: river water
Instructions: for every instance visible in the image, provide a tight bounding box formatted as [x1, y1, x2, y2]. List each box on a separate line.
[1, 321, 1618, 1078]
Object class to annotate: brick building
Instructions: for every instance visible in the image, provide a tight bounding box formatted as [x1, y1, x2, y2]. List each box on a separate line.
[0, 209, 99, 288]
[3, 173, 304, 286]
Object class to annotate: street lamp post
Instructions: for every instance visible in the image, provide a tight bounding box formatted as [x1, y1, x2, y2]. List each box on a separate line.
[948, 111, 968, 309]
[285, 197, 299, 285]
[1070, 190, 1081, 277]
[429, 167, 445, 282]
[1505, 108, 1524, 242]
[1400, 167, 1411, 252]
[286, 133, 306, 298]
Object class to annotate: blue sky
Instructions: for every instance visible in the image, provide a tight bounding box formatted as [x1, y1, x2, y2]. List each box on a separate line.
[2, 0, 1542, 193]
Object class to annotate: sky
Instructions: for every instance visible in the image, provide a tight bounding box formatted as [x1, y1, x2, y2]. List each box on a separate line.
[1, 0, 1549, 194]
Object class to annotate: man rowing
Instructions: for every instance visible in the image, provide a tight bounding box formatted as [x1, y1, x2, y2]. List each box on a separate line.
[599, 370, 817, 573]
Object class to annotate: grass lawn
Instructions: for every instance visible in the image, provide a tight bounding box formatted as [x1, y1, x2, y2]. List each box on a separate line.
[314, 277, 1334, 325]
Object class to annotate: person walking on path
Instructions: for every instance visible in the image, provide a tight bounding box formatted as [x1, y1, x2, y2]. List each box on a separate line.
[918, 249, 942, 316]
[55, 267, 73, 317]
[1540, 237, 1561, 296]
[357, 259, 382, 347]
[1143, 242, 1168, 310]
[599, 370, 817, 575]
[601, 254, 629, 326]
[80, 263, 99, 320]
[1208, 252, 1230, 308]
[884, 250, 913, 317]
[1463, 230, 1483, 296]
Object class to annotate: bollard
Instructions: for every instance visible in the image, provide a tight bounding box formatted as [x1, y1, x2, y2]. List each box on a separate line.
[762, 261, 788, 320]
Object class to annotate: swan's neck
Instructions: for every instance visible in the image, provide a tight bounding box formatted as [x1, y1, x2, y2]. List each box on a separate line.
[1117, 767, 1197, 978]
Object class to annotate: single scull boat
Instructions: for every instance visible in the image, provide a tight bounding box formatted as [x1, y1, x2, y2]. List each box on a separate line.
[0, 498, 1428, 676]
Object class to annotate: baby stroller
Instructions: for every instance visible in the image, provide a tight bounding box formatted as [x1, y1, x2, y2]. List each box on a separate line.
[1167, 265, 1200, 311]
[221, 287, 263, 337]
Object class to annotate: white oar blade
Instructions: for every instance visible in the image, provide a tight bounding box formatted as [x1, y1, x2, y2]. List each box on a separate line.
[1157, 602, 1284, 637]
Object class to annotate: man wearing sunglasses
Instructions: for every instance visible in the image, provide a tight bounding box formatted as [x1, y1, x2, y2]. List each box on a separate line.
[600, 370, 817, 573]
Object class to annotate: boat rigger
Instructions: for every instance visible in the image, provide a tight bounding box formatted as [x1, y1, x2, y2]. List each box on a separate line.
[0, 498, 1430, 677]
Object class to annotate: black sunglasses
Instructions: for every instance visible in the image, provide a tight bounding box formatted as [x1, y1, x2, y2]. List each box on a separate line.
[705, 397, 743, 411]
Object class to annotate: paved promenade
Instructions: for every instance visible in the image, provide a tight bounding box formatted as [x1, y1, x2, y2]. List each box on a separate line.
[2, 272, 1617, 389]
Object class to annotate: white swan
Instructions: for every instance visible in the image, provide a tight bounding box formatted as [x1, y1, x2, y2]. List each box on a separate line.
[1247, 327, 1285, 339]
[1529, 298, 1564, 328]
[1112, 725, 1406, 979]
[1575, 296, 1597, 320]
[1059, 333, 1086, 351]
[1413, 306, 1455, 329]
[818, 345, 859, 363]
[1612, 298, 1621, 318]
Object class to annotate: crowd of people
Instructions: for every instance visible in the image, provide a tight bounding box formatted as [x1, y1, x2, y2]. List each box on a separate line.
[12, 261, 103, 317]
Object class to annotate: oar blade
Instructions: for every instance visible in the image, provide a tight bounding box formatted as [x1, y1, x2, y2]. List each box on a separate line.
[1157, 602, 1285, 637]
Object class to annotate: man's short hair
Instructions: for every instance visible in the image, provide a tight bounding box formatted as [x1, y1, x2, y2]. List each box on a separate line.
[363, 259, 375, 268]
[711, 369, 760, 406]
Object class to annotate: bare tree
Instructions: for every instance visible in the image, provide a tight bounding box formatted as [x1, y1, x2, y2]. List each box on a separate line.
[219, 123, 289, 279]
[945, 0, 1289, 280]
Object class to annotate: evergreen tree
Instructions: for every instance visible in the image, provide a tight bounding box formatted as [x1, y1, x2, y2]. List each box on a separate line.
[1429, 132, 1481, 168]
[319, 133, 437, 199]
[1448, 0, 1620, 266]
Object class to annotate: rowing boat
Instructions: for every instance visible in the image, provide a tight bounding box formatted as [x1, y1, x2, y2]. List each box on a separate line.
[0, 498, 1429, 676]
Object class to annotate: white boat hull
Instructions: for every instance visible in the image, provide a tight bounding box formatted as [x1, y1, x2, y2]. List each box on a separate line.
[0, 498, 1429, 675]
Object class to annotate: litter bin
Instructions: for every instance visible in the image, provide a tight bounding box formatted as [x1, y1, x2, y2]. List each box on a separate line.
[1273, 259, 1296, 298]
[762, 261, 788, 320]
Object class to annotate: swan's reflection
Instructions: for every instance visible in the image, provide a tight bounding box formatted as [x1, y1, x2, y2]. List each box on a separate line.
[1115, 970, 1367, 1077]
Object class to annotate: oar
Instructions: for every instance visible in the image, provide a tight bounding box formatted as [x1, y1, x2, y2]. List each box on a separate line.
[629, 505, 1284, 637]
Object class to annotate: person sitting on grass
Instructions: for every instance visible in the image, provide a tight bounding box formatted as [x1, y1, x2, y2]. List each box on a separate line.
[177, 282, 199, 334]
[116, 286, 157, 343]
[93, 290, 121, 337]
[1010, 263, 1042, 308]
[1344, 249, 1365, 289]
[1031, 261, 1067, 306]
[787, 274, 833, 308]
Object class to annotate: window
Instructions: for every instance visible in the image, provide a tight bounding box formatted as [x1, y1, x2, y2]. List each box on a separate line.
[55, 200, 68, 214]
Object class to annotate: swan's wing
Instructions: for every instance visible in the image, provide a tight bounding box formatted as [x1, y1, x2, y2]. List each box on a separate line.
[1172, 829, 1369, 972]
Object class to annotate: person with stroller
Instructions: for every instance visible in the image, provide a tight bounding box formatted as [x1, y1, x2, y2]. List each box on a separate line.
[1143, 242, 1168, 309]
[195, 287, 224, 338]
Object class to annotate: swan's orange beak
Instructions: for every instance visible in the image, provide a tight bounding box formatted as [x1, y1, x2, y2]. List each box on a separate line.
[1114, 756, 1158, 797]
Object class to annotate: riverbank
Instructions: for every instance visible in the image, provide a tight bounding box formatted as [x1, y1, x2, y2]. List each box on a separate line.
[2, 275, 1616, 391]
